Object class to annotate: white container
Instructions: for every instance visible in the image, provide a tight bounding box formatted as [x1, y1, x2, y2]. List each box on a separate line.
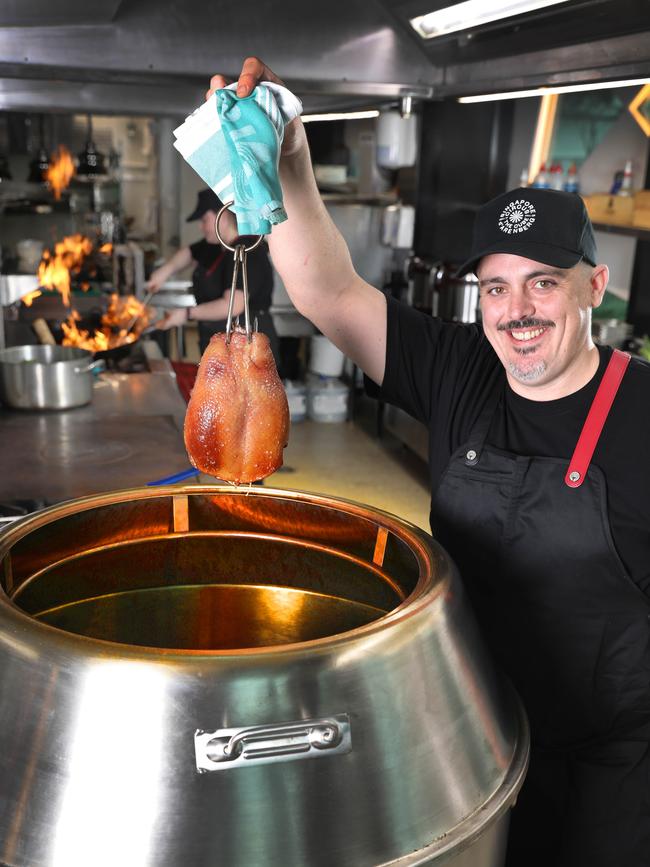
[308, 378, 349, 423]
[376, 112, 418, 169]
[381, 204, 415, 249]
[309, 335, 345, 378]
[284, 380, 307, 423]
[314, 164, 347, 186]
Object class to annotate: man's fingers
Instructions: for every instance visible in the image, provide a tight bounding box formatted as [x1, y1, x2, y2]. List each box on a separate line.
[236, 57, 264, 96]
[237, 56, 283, 96]
[206, 74, 228, 100]
[210, 74, 228, 91]
[206, 58, 284, 101]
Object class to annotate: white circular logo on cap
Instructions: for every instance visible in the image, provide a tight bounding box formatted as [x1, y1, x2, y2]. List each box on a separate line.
[498, 199, 536, 234]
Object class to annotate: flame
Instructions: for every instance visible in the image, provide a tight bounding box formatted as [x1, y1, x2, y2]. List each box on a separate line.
[61, 293, 150, 352]
[21, 289, 43, 307]
[45, 145, 75, 200]
[38, 234, 93, 307]
[35, 233, 149, 353]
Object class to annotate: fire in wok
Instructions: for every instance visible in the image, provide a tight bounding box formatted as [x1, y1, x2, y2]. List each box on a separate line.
[23, 233, 151, 353]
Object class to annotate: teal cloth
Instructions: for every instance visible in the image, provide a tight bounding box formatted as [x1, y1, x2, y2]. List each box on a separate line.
[173, 83, 301, 236]
[216, 88, 286, 235]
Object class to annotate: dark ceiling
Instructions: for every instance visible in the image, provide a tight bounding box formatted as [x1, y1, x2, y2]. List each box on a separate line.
[0, 0, 646, 114]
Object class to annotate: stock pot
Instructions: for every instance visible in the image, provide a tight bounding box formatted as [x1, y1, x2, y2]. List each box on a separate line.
[0, 486, 528, 867]
[0, 344, 101, 410]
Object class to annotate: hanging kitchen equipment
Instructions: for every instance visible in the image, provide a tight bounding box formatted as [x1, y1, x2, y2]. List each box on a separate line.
[0, 485, 529, 867]
[76, 114, 107, 177]
[26, 116, 50, 184]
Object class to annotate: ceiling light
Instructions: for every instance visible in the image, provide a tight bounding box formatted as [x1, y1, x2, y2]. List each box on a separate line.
[458, 78, 650, 102]
[302, 110, 380, 123]
[410, 0, 570, 39]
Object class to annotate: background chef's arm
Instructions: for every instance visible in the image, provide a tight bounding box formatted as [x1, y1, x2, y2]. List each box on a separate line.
[146, 246, 194, 293]
[208, 60, 387, 387]
[159, 290, 244, 329]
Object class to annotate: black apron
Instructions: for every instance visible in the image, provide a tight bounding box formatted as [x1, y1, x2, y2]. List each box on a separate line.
[192, 251, 279, 361]
[430, 351, 650, 866]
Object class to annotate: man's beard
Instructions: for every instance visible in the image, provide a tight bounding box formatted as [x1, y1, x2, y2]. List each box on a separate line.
[508, 358, 547, 383]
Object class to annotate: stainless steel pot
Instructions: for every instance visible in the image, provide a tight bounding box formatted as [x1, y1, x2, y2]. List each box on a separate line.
[0, 486, 529, 867]
[436, 269, 481, 324]
[0, 344, 100, 410]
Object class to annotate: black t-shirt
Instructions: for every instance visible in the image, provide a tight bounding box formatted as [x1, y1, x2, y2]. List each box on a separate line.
[373, 296, 650, 593]
[189, 238, 273, 312]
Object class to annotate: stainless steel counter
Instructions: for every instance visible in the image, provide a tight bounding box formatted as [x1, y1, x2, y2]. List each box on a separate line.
[0, 359, 193, 504]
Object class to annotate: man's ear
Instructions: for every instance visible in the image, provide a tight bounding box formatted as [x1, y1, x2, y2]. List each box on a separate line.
[590, 264, 609, 309]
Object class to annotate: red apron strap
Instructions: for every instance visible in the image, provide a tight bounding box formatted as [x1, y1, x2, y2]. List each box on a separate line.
[565, 349, 630, 488]
[205, 250, 226, 276]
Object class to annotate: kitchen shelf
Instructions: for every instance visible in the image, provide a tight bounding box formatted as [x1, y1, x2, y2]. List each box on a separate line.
[592, 222, 650, 242]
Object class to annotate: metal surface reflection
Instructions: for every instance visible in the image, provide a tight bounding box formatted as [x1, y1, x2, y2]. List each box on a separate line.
[52, 664, 165, 867]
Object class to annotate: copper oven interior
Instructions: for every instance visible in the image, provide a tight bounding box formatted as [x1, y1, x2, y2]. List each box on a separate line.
[2, 489, 423, 650]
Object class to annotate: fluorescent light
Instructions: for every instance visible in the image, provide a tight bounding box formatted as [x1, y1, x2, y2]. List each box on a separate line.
[411, 0, 570, 39]
[458, 78, 650, 103]
[302, 110, 380, 123]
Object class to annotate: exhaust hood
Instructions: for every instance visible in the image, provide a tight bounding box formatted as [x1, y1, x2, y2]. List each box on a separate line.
[0, 0, 644, 113]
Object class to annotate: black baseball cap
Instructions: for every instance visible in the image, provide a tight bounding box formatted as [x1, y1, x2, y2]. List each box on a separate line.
[186, 188, 224, 222]
[456, 187, 597, 277]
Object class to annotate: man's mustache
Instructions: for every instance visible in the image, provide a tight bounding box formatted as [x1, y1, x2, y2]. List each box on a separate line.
[497, 318, 555, 331]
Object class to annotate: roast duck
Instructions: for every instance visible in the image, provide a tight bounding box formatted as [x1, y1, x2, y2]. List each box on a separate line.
[184, 328, 290, 484]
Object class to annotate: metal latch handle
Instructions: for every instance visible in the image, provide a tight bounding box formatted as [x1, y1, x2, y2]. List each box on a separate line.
[195, 714, 351, 772]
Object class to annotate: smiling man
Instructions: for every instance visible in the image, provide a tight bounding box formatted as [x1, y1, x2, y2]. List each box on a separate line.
[479, 259, 604, 389]
[212, 60, 650, 867]
[467, 189, 609, 399]
[372, 190, 650, 867]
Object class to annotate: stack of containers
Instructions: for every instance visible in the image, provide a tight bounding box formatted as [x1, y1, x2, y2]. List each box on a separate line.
[284, 380, 308, 423]
[306, 335, 349, 423]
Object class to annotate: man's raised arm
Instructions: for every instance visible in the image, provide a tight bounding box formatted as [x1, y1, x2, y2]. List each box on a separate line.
[208, 57, 388, 386]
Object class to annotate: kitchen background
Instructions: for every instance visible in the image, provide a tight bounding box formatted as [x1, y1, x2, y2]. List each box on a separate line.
[0, 0, 649, 523]
[1, 6, 649, 864]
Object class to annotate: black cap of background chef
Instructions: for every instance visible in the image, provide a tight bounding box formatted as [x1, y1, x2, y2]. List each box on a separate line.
[456, 187, 598, 277]
[186, 188, 224, 222]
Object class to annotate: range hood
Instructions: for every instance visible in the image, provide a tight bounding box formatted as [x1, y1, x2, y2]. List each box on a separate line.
[0, 0, 646, 115]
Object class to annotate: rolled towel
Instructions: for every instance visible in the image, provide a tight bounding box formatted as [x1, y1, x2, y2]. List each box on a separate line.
[173, 83, 302, 235]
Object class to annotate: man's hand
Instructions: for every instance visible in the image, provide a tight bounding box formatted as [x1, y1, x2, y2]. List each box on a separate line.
[158, 308, 188, 330]
[206, 56, 303, 157]
[144, 271, 166, 294]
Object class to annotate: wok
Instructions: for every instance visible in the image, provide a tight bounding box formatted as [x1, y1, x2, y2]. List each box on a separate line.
[92, 333, 145, 362]
[43, 302, 156, 363]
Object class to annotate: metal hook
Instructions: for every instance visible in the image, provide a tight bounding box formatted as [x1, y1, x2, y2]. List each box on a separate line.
[216, 200, 264, 346]
[225, 245, 249, 343]
[214, 200, 264, 253]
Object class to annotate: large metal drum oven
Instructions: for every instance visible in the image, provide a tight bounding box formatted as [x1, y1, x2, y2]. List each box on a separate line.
[0, 486, 528, 867]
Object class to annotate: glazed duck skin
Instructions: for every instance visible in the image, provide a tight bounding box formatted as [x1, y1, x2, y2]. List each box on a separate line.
[184, 329, 290, 484]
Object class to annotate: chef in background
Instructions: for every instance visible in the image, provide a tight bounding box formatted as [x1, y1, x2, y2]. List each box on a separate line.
[147, 187, 279, 360]
[205, 58, 650, 867]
